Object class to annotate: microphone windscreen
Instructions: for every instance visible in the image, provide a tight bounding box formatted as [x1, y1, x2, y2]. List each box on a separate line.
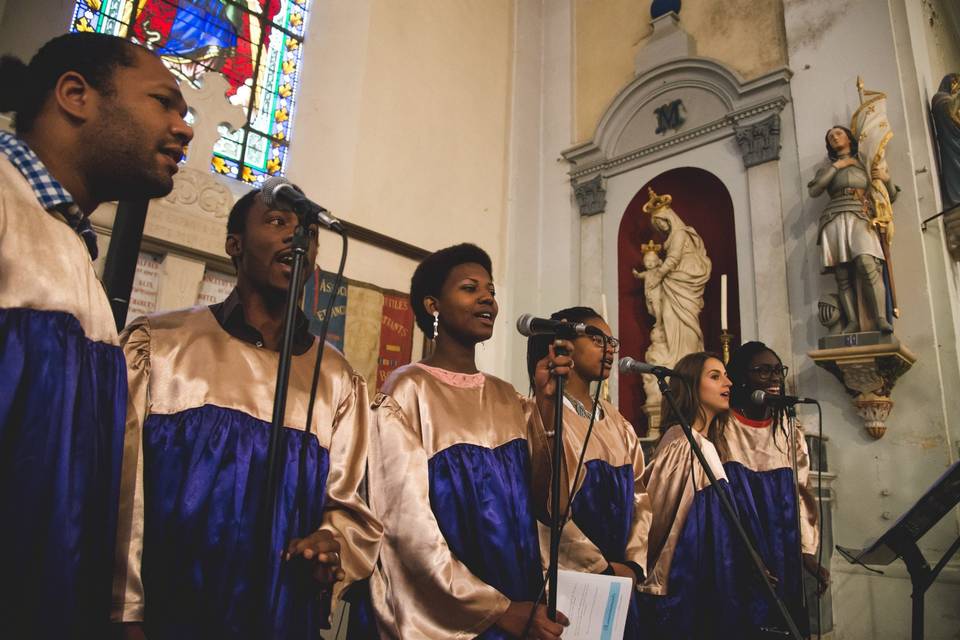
[619, 357, 637, 373]
[516, 314, 534, 337]
[750, 390, 766, 406]
[260, 176, 288, 207]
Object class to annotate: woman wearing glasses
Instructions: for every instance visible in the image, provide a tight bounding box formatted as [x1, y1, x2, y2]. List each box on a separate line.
[722, 341, 829, 635]
[526, 307, 652, 640]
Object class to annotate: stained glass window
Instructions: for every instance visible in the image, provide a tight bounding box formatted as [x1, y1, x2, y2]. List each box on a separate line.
[70, 0, 309, 184]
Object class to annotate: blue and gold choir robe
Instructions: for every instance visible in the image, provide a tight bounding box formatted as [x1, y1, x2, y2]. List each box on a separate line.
[368, 363, 550, 639]
[0, 151, 126, 636]
[545, 399, 652, 639]
[640, 425, 764, 639]
[719, 410, 819, 634]
[112, 298, 382, 639]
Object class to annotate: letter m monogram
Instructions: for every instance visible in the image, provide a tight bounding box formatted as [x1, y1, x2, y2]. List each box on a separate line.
[654, 99, 685, 135]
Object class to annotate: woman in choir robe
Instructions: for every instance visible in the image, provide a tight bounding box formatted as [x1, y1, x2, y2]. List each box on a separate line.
[368, 243, 572, 639]
[526, 306, 652, 639]
[113, 191, 382, 639]
[640, 352, 767, 639]
[722, 341, 829, 633]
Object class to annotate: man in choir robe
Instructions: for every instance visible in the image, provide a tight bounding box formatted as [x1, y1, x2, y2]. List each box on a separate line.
[113, 189, 382, 639]
[0, 33, 193, 638]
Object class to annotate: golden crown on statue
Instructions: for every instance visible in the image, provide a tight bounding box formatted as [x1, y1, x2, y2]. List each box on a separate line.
[640, 239, 662, 254]
[642, 187, 672, 214]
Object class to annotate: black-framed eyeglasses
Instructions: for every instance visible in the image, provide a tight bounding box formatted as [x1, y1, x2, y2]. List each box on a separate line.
[748, 364, 788, 379]
[587, 334, 620, 352]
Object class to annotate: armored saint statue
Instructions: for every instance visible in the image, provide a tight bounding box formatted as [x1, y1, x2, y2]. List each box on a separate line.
[808, 80, 899, 334]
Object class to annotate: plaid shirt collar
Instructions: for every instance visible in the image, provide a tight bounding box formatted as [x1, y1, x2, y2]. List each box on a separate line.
[0, 131, 98, 259]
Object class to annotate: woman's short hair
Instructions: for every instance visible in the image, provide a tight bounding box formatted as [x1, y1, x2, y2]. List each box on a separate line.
[410, 243, 493, 336]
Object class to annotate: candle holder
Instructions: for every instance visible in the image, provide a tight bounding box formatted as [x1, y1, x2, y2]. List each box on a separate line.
[720, 330, 734, 364]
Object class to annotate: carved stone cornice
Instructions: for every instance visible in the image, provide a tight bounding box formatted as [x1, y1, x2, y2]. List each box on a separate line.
[734, 113, 781, 168]
[562, 57, 792, 185]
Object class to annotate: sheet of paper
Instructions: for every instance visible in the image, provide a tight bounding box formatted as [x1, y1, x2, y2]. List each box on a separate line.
[556, 569, 632, 640]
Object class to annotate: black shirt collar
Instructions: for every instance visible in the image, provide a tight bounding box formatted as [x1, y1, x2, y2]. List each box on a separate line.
[209, 288, 314, 356]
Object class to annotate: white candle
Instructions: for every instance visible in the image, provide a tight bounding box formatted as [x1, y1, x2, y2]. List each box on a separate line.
[720, 274, 728, 331]
[601, 293, 608, 321]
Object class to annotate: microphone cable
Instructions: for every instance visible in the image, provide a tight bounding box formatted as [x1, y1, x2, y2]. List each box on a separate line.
[305, 230, 349, 433]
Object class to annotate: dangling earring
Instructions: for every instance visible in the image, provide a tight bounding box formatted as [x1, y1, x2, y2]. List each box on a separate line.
[432, 311, 440, 340]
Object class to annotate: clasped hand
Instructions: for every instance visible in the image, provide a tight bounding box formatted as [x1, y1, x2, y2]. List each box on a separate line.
[284, 528, 345, 587]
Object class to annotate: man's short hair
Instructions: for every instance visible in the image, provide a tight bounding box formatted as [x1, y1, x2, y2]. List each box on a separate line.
[227, 189, 262, 236]
[0, 32, 141, 133]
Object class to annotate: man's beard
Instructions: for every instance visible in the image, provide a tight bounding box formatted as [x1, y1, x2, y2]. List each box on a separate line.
[82, 102, 176, 204]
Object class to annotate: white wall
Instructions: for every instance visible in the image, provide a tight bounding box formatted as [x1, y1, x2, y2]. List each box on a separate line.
[783, 1, 960, 638]
[502, 0, 579, 389]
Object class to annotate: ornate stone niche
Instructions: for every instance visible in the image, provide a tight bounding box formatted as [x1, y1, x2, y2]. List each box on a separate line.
[560, 14, 795, 432]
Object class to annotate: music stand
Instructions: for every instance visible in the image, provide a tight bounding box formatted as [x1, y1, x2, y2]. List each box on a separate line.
[836, 460, 960, 640]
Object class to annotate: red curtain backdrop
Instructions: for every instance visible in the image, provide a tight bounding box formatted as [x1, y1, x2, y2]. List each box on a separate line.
[617, 167, 740, 435]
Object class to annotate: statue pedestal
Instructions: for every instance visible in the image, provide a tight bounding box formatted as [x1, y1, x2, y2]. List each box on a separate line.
[808, 333, 916, 439]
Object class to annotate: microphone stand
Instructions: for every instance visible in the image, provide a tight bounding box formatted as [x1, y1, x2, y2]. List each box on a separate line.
[655, 374, 803, 640]
[784, 404, 811, 622]
[254, 221, 311, 637]
[546, 345, 567, 621]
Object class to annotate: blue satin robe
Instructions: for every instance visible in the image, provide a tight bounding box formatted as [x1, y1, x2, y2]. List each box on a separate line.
[368, 364, 550, 639]
[640, 425, 768, 640]
[549, 399, 652, 639]
[719, 411, 820, 636]
[113, 308, 380, 639]
[0, 158, 126, 638]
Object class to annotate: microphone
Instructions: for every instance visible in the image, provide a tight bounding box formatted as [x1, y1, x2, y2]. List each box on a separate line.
[262, 177, 344, 233]
[618, 357, 675, 377]
[516, 314, 605, 339]
[750, 390, 816, 407]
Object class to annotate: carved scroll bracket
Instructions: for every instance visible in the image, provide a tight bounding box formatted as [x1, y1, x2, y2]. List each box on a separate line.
[808, 337, 916, 439]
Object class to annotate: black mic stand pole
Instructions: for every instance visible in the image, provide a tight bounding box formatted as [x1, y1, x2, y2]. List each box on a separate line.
[656, 374, 803, 640]
[784, 404, 811, 619]
[546, 344, 568, 622]
[258, 220, 311, 637]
